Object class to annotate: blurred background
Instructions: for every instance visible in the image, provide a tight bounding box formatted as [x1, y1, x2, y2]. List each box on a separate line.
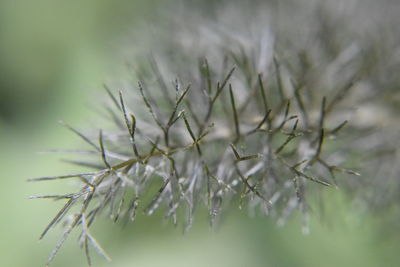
[0, 0, 399, 266]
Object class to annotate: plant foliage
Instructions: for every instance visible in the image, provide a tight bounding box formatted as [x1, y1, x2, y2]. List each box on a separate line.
[29, 0, 400, 265]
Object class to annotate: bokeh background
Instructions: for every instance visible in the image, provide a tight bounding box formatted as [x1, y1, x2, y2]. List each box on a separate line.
[0, 0, 399, 266]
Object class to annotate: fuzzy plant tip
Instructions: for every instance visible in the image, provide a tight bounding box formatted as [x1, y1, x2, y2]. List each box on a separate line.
[30, 0, 400, 265]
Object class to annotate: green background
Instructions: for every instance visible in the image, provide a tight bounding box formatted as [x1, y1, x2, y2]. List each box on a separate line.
[0, 1, 399, 266]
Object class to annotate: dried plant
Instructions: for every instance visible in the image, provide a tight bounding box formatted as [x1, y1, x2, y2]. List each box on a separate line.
[29, 0, 400, 265]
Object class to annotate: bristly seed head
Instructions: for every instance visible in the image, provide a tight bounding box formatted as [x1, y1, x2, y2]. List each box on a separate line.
[30, 0, 400, 265]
